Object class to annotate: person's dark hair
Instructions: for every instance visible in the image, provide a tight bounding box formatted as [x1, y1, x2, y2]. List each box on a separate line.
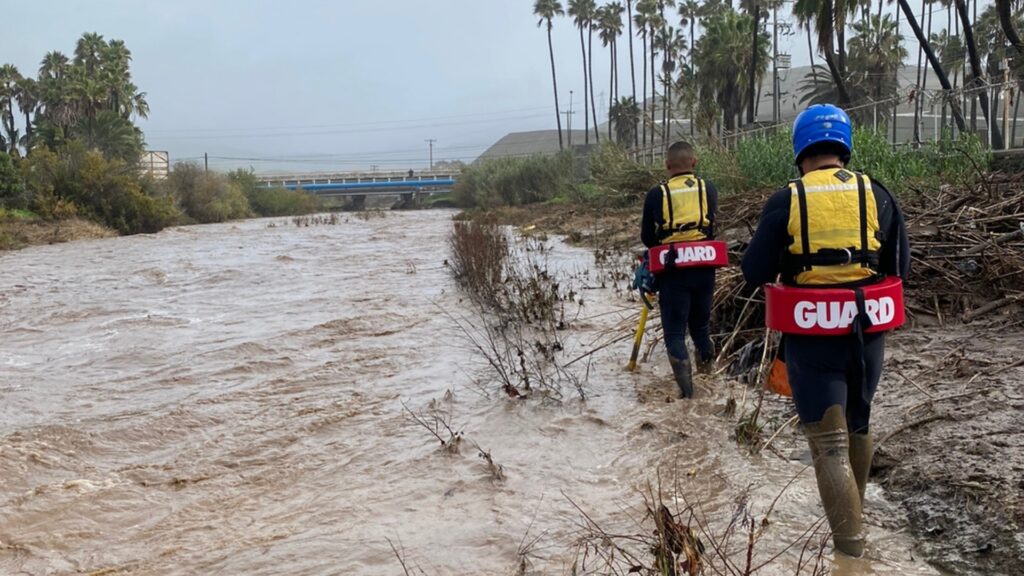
[797, 141, 851, 165]
[667, 141, 696, 169]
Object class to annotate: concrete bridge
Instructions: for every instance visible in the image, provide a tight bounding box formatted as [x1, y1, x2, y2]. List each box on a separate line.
[256, 170, 459, 197]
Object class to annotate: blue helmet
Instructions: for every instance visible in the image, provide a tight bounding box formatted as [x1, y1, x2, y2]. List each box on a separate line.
[792, 104, 853, 164]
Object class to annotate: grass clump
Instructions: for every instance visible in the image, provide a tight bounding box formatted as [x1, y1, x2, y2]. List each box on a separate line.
[454, 152, 575, 208]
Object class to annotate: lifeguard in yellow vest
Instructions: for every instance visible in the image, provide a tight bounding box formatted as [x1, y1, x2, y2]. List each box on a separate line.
[741, 105, 910, 557]
[639, 141, 726, 399]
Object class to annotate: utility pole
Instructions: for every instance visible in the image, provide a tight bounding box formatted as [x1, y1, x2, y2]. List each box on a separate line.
[564, 90, 576, 148]
[204, 152, 208, 172]
[424, 139, 436, 170]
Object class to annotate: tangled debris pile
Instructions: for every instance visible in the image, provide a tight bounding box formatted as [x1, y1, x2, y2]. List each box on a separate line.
[902, 174, 1024, 323]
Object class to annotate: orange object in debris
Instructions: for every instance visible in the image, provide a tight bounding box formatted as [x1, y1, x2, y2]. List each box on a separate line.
[766, 357, 792, 397]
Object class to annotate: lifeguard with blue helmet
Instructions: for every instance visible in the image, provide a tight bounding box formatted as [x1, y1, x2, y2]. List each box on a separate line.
[741, 104, 911, 557]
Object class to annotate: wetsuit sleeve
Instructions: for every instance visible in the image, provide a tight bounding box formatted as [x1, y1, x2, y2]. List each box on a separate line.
[640, 186, 664, 249]
[871, 180, 911, 279]
[705, 180, 719, 239]
[741, 188, 791, 287]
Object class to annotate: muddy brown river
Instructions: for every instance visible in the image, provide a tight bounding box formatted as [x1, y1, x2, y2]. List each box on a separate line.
[1, 211, 950, 574]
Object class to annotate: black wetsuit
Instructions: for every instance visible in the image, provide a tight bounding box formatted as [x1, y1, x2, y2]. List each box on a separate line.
[741, 175, 910, 431]
[640, 173, 720, 364]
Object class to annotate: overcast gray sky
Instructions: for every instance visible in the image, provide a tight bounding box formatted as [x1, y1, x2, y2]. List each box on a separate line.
[5, 0, 986, 173]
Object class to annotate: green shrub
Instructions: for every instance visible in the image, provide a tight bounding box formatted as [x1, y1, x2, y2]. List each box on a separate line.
[454, 153, 575, 208]
[164, 163, 251, 223]
[587, 143, 660, 205]
[20, 144, 179, 234]
[0, 152, 29, 209]
[227, 169, 320, 216]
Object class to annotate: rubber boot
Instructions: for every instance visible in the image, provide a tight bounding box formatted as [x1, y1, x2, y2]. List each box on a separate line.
[849, 432, 873, 504]
[694, 349, 715, 375]
[804, 405, 865, 557]
[668, 356, 694, 399]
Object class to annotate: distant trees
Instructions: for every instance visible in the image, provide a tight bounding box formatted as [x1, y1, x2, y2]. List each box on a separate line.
[530, 0, 1024, 146]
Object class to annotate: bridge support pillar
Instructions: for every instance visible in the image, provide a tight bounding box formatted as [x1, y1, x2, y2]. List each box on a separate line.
[347, 195, 367, 211]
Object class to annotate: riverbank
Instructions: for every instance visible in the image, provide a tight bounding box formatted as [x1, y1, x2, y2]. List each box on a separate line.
[464, 189, 1024, 575]
[0, 215, 116, 251]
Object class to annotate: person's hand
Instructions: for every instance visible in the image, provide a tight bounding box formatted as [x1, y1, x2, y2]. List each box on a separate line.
[632, 253, 658, 295]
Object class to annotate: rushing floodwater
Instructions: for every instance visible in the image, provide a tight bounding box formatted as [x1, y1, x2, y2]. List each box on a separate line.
[1, 211, 946, 575]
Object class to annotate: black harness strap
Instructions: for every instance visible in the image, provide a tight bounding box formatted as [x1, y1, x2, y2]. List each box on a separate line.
[856, 173, 870, 268]
[851, 287, 875, 406]
[795, 179, 812, 272]
[662, 183, 673, 233]
[697, 178, 706, 228]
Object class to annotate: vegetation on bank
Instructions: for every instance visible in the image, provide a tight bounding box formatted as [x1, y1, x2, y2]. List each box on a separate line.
[0, 34, 322, 249]
[453, 128, 991, 211]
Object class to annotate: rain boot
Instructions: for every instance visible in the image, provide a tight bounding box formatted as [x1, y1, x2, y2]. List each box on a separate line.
[849, 432, 873, 505]
[694, 347, 715, 375]
[804, 405, 865, 558]
[668, 356, 694, 399]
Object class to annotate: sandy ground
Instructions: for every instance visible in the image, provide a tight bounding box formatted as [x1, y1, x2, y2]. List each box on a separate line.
[478, 202, 1024, 575]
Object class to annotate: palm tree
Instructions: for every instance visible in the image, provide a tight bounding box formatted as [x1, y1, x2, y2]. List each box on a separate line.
[14, 77, 39, 148]
[0, 64, 22, 155]
[678, 0, 700, 55]
[634, 1, 655, 146]
[658, 26, 685, 144]
[599, 4, 625, 140]
[647, 8, 665, 147]
[610, 96, 642, 143]
[39, 51, 70, 80]
[588, 5, 601, 143]
[895, 0, 967, 132]
[952, 0, 996, 142]
[849, 14, 906, 123]
[931, 28, 964, 134]
[694, 9, 770, 131]
[996, 0, 1024, 56]
[792, 0, 852, 105]
[569, 0, 597, 145]
[73, 110, 144, 163]
[74, 32, 106, 75]
[535, 1, 566, 150]
[626, 0, 639, 146]
[975, 4, 1024, 146]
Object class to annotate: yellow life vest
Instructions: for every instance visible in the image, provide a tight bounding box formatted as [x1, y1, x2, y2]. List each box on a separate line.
[786, 168, 882, 286]
[658, 174, 710, 243]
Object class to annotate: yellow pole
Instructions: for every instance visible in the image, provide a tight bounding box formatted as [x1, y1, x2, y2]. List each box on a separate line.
[627, 295, 653, 371]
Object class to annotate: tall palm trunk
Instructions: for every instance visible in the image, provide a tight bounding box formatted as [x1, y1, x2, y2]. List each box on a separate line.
[923, 2, 934, 140]
[547, 24, 564, 151]
[897, 0, 967, 132]
[609, 41, 616, 141]
[748, 3, 760, 125]
[641, 31, 648, 146]
[690, 24, 695, 137]
[997, 0, 1024, 55]
[955, 0, 1001, 146]
[913, 0, 926, 143]
[807, 24, 818, 83]
[894, 7, 900, 143]
[588, 25, 600, 143]
[627, 1, 639, 147]
[819, 0, 852, 105]
[651, 25, 657, 147]
[578, 25, 590, 145]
